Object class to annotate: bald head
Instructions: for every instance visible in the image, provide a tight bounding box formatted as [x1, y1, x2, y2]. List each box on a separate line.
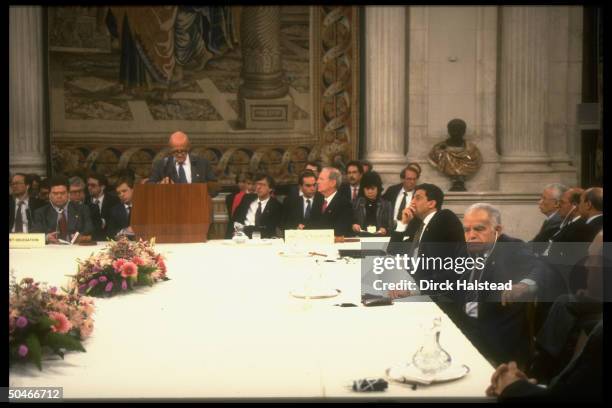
[169, 131, 191, 164]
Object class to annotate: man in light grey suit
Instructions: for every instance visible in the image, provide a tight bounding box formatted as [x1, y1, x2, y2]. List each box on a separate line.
[147, 131, 219, 196]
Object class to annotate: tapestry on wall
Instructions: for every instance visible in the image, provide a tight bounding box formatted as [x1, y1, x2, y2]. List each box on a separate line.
[47, 5, 361, 189]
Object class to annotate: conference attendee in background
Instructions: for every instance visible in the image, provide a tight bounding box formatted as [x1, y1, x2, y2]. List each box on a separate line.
[282, 170, 323, 231]
[148, 131, 219, 195]
[338, 160, 363, 205]
[351, 171, 393, 236]
[32, 176, 93, 244]
[233, 174, 283, 239]
[304, 160, 322, 179]
[26, 173, 42, 200]
[388, 183, 466, 310]
[361, 159, 373, 173]
[577, 187, 603, 240]
[38, 178, 50, 202]
[531, 183, 568, 255]
[382, 162, 421, 227]
[68, 176, 88, 205]
[9, 173, 45, 233]
[107, 176, 136, 239]
[486, 320, 602, 403]
[458, 203, 544, 367]
[86, 172, 120, 241]
[225, 172, 255, 238]
[309, 167, 354, 237]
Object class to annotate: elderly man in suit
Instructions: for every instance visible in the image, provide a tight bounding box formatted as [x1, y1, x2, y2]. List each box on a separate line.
[457, 203, 550, 367]
[233, 174, 283, 239]
[9, 173, 45, 233]
[531, 183, 568, 255]
[308, 167, 354, 237]
[32, 176, 93, 244]
[148, 131, 219, 194]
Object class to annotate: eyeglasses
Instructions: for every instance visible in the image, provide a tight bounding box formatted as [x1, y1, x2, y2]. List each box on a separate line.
[172, 149, 189, 155]
[10, 181, 25, 186]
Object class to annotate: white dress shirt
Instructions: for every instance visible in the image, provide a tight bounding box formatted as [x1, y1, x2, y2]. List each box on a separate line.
[12, 197, 30, 233]
[586, 214, 602, 224]
[323, 191, 337, 209]
[245, 197, 270, 226]
[175, 155, 192, 183]
[393, 188, 414, 221]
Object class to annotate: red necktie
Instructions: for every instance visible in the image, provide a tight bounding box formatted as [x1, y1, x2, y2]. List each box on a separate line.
[321, 200, 328, 214]
[58, 210, 68, 240]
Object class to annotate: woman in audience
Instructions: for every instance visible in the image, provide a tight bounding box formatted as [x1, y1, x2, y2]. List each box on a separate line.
[351, 171, 393, 236]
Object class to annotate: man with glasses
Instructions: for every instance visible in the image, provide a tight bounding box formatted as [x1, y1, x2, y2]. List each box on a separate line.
[9, 173, 45, 233]
[233, 174, 283, 238]
[148, 131, 218, 195]
[382, 162, 422, 227]
[32, 176, 93, 244]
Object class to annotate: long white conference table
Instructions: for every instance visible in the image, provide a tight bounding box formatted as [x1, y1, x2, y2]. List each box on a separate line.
[9, 239, 495, 401]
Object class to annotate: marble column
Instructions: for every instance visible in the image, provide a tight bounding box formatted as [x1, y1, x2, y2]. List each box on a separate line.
[238, 6, 293, 129]
[9, 6, 47, 176]
[497, 6, 562, 192]
[364, 6, 407, 186]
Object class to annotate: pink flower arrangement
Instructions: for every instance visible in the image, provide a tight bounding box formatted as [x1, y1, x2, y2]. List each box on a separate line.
[48, 311, 72, 334]
[71, 237, 168, 298]
[9, 275, 93, 370]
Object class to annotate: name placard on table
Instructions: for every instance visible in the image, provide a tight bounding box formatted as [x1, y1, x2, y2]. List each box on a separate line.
[284, 229, 334, 246]
[9, 233, 46, 249]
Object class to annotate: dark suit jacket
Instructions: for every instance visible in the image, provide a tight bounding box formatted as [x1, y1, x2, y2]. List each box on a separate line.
[106, 202, 131, 239]
[352, 197, 393, 234]
[282, 192, 324, 230]
[86, 193, 120, 240]
[457, 235, 545, 366]
[531, 212, 562, 255]
[500, 320, 602, 402]
[233, 194, 283, 238]
[308, 192, 354, 237]
[9, 196, 45, 232]
[32, 202, 94, 238]
[389, 209, 467, 285]
[382, 183, 414, 222]
[148, 154, 217, 195]
[338, 182, 359, 204]
[583, 214, 603, 240]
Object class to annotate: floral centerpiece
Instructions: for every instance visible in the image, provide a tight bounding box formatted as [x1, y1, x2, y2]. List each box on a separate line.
[9, 276, 95, 370]
[70, 237, 168, 297]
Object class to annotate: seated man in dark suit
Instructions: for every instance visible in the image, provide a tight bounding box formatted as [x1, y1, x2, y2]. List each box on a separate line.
[225, 172, 255, 238]
[388, 183, 466, 298]
[86, 172, 120, 241]
[233, 174, 283, 239]
[530, 183, 568, 255]
[577, 187, 603, 240]
[32, 175, 93, 244]
[107, 176, 136, 239]
[9, 173, 45, 233]
[308, 167, 354, 237]
[287, 161, 322, 197]
[147, 131, 219, 196]
[282, 170, 323, 231]
[457, 203, 548, 367]
[338, 160, 363, 205]
[487, 320, 602, 403]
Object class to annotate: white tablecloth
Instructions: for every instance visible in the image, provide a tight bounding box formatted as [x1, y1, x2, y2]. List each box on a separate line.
[9, 239, 494, 400]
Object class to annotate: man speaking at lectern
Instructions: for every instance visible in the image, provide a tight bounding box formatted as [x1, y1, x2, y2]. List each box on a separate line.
[148, 131, 219, 197]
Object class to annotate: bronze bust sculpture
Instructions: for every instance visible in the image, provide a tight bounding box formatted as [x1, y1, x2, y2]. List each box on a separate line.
[428, 119, 482, 191]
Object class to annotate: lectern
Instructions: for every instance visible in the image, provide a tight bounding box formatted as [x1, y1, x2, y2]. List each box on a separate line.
[131, 183, 211, 243]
